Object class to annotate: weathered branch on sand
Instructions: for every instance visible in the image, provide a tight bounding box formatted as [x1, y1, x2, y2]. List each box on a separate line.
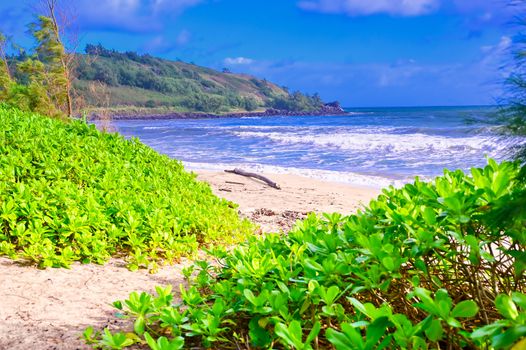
[224, 168, 281, 190]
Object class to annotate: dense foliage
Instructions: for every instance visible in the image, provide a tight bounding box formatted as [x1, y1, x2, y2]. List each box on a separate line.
[0, 106, 252, 269]
[87, 160, 526, 349]
[75, 44, 324, 113]
[499, 48, 526, 162]
[497, 1, 526, 161]
[0, 7, 72, 119]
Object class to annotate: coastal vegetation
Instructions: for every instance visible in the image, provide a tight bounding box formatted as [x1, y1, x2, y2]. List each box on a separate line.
[85, 159, 526, 349]
[2, 34, 327, 116]
[499, 0, 526, 149]
[74, 44, 325, 114]
[0, 1, 524, 349]
[0, 1, 72, 119]
[0, 0, 327, 118]
[0, 105, 252, 270]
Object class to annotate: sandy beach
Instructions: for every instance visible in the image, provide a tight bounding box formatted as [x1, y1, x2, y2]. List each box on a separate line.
[196, 170, 380, 232]
[0, 172, 379, 349]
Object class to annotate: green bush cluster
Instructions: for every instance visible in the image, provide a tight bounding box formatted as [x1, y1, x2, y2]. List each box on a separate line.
[89, 159, 526, 349]
[270, 91, 324, 112]
[0, 106, 253, 269]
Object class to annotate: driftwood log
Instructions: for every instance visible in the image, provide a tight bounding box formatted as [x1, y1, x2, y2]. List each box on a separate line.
[225, 168, 281, 190]
[225, 180, 245, 185]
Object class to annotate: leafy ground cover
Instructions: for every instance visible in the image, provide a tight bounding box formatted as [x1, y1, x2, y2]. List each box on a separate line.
[87, 159, 526, 349]
[0, 105, 253, 269]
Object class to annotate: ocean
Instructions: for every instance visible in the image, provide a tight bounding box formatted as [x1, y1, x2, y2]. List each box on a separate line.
[110, 106, 523, 188]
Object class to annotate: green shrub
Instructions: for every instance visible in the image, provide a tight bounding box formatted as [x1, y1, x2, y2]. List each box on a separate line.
[89, 159, 526, 349]
[0, 105, 253, 269]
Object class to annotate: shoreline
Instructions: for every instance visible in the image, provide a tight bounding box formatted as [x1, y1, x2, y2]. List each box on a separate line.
[87, 108, 350, 121]
[184, 161, 405, 189]
[195, 170, 380, 232]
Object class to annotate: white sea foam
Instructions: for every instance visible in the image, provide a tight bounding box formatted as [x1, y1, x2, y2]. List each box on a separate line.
[113, 111, 525, 186]
[143, 126, 171, 130]
[232, 131, 507, 156]
[183, 161, 408, 189]
[237, 125, 309, 130]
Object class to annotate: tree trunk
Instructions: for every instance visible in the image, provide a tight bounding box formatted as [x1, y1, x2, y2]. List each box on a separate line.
[46, 0, 73, 116]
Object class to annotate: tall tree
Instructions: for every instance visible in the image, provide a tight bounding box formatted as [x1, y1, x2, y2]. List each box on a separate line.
[489, 1, 526, 234]
[500, 1, 526, 160]
[0, 33, 13, 99]
[42, 0, 73, 116]
[0, 0, 75, 118]
[25, 0, 73, 117]
[17, 55, 60, 117]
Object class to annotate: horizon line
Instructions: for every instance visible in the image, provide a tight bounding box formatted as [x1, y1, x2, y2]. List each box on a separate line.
[345, 104, 499, 109]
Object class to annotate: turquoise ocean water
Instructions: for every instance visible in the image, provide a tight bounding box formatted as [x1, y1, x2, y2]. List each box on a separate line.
[110, 106, 523, 188]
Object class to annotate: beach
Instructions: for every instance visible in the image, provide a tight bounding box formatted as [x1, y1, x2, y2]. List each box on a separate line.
[0, 172, 379, 350]
[0, 108, 512, 349]
[111, 106, 508, 190]
[0, 0, 522, 347]
[196, 170, 380, 232]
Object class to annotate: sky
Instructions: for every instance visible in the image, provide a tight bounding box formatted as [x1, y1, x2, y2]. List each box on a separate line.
[0, 0, 521, 107]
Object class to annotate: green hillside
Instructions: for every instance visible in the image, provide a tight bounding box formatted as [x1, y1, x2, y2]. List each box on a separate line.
[74, 44, 325, 114]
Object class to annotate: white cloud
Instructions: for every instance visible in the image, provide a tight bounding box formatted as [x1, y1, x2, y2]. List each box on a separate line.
[176, 29, 191, 45]
[224, 57, 255, 65]
[142, 30, 191, 53]
[479, 36, 512, 81]
[497, 36, 512, 51]
[481, 36, 511, 59]
[220, 53, 502, 106]
[298, 0, 440, 16]
[151, 0, 202, 14]
[105, 0, 141, 12]
[77, 0, 204, 33]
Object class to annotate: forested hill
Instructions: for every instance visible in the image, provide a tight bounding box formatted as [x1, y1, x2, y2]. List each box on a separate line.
[74, 44, 330, 115]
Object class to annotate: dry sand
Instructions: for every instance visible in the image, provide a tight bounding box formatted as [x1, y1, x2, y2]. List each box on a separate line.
[0, 171, 379, 349]
[195, 170, 380, 232]
[0, 258, 190, 349]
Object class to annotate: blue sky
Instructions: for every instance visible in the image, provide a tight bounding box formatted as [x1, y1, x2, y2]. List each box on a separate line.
[0, 0, 519, 106]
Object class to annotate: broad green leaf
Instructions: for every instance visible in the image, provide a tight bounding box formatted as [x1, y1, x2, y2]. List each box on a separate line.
[493, 325, 526, 349]
[451, 300, 479, 318]
[471, 322, 505, 340]
[134, 316, 145, 335]
[306, 322, 321, 345]
[512, 292, 526, 309]
[422, 207, 436, 225]
[425, 319, 443, 342]
[381, 257, 395, 271]
[496, 294, 519, 320]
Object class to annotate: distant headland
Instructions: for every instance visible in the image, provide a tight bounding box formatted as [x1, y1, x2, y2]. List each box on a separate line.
[74, 44, 344, 119]
[88, 101, 347, 120]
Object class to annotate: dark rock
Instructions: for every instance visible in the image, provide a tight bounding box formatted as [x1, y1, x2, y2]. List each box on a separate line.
[322, 101, 345, 113]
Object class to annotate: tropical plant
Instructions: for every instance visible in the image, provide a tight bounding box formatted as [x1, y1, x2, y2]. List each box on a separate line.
[0, 1, 73, 118]
[498, 1, 526, 160]
[16, 13, 70, 118]
[87, 159, 526, 349]
[0, 33, 13, 99]
[0, 105, 252, 269]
